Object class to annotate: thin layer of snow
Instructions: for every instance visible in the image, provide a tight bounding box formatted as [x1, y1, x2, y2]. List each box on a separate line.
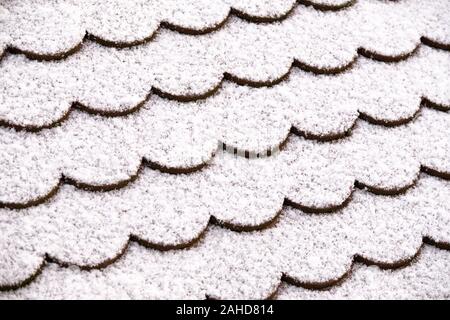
[0, 5, 10, 57]
[0, 106, 448, 205]
[0, 175, 449, 298]
[2, 0, 84, 55]
[277, 245, 450, 300]
[0, 0, 448, 61]
[0, 0, 449, 300]
[0, 44, 448, 130]
[0, 108, 449, 290]
[3, 0, 449, 61]
[414, 0, 450, 45]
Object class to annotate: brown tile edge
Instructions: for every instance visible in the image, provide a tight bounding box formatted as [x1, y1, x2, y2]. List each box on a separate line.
[1, 229, 448, 295]
[280, 240, 439, 292]
[357, 44, 420, 63]
[0, 0, 361, 63]
[420, 37, 450, 52]
[2, 138, 449, 210]
[297, 0, 357, 11]
[2, 55, 447, 133]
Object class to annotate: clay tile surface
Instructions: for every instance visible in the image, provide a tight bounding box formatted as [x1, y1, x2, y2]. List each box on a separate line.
[0, 0, 449, 299]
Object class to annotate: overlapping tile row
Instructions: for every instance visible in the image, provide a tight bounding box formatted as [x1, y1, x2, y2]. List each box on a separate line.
[0, 104, 449, 208]
[277, 245, 450, 300]
[0, 0, 449, 62]
[0, 0, 449, 298]
[1, 174, 449, 298]
[1, 0, 449, 60]
[0, 44, 448, 130]
[4, 245, 450, 299]
[0, 107, 449, 292]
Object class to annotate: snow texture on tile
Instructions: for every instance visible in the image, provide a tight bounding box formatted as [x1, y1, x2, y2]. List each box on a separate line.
[0, 44, 448, 131]
[0, 0, 449, 300]
[0, 106, 449, 208]
[0, 0, 449, 61]
[0, 107, 449, 291]
[276, 245, 450, 300]
[0, 174, 449, 297]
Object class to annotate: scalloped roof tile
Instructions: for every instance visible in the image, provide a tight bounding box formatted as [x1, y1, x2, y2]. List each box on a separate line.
[1, 174, 449, 298]
[0, 0, 449, 299]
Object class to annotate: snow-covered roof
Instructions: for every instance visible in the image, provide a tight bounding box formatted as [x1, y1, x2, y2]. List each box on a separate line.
[0, 0, 449, 299]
